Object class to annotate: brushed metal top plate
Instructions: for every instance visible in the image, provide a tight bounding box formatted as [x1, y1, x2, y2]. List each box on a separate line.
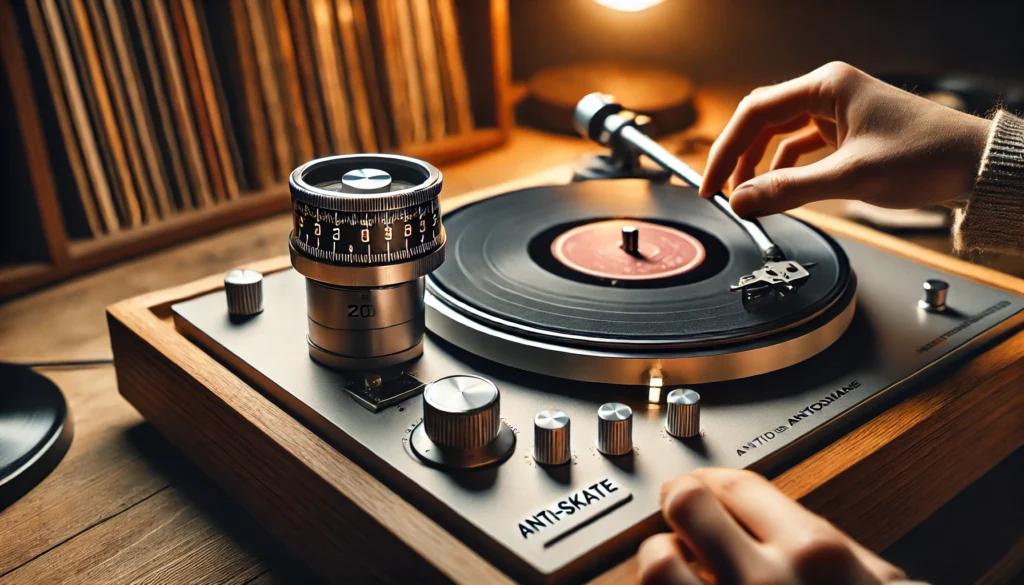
[172, 237, 1023, 584]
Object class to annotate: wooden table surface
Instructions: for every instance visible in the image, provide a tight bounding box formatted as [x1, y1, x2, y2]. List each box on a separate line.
[2, 88, 1021, 584]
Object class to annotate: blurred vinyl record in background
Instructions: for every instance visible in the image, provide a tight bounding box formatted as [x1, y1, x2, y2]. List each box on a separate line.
[1, 363, 73, 510]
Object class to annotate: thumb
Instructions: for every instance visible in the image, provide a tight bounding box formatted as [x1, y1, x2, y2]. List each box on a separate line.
[728, 153, 857, 218]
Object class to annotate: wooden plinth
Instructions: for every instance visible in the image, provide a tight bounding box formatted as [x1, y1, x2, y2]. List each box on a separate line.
[108, 173, 1024, 584]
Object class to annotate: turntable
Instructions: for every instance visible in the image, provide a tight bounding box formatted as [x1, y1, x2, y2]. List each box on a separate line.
[108, 95, 1024, 584]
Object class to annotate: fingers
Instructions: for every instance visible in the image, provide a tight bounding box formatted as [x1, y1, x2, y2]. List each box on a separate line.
[770, 127, 827, 171]
[637, 534, 704, 585]
[845, 539, 907, 583]
[702, 62, 862, 198]
[660, 475, 762, 581]
[689, 468, 827, 542]
[690, 469, 905, 583]
[728, 150, 859, 218]
[727, 115, 811, 191]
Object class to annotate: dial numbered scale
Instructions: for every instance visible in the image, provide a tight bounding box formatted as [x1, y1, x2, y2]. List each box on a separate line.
[289, 155, 444, 268]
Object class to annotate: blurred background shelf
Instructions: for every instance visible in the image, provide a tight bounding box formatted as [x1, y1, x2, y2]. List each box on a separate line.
[0, 0, 511, 301]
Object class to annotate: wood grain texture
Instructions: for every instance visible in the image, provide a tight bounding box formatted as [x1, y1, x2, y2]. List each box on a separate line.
[107, 166, 1024, 585]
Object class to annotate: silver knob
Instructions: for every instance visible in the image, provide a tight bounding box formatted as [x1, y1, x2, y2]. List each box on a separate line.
[917, 279, 948, 313]
[422, 376, 500, 450]
[534, 409, 571, 465]
[224, 269, 264, 317]
[596, 402, 633, 456]
[666, 389, 701, 438]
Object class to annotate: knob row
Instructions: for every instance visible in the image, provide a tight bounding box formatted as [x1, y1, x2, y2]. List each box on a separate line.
[533, 389, 702, 465]
[416, 376, 702, 468]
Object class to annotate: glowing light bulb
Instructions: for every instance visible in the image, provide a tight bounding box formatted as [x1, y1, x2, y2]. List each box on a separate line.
[594, 0, 665, 12]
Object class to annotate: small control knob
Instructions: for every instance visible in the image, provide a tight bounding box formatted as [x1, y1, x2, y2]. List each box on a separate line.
[224, 269, 264, 317]
[666, 389, 701, 438]
[596, 402, 633, 456]
[422, 376, 500, 450]
[917, 279, 949, 313]
[534, 409, 571, 465]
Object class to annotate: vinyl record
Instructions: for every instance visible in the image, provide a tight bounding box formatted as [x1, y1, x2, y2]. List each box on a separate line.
[429, 180, 851, 349]
[1, 363, 73, 510]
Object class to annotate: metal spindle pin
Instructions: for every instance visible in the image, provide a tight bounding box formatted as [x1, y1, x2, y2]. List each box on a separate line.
[621, 225, 640, 255]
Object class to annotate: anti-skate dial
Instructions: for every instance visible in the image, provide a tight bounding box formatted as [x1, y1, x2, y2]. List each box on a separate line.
[289, 154, 445, 288]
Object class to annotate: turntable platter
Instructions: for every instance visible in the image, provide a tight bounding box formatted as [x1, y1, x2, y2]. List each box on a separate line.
[428, 180, 851, 350]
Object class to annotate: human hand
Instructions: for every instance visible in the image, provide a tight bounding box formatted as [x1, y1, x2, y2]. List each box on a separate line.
[637, 468, 906, 585]
[700, 62, 992, 219]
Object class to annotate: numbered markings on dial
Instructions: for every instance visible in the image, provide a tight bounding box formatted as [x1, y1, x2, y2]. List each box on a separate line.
[291, 199, 442, 264]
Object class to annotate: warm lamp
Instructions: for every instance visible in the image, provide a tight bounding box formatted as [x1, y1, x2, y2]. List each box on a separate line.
[519, 0, 695, 137]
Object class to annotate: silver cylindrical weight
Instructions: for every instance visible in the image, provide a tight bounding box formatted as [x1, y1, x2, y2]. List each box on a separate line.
[534, 409, 571, 465]
[304, 277, 426, 368]
[306, 279, 423, 330]
[665, 388, 701, 438]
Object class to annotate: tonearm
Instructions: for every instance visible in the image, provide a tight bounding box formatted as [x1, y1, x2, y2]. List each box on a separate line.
[573, 92, 814, 301]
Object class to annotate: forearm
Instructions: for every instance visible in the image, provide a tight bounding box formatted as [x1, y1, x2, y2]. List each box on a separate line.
[954, 110, 1024, 255]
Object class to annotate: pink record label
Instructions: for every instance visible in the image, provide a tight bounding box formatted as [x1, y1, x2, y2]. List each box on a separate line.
[550, 219, 706, 281]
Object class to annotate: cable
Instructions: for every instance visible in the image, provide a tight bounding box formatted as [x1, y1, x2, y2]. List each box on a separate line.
[1, 358, 115, 369]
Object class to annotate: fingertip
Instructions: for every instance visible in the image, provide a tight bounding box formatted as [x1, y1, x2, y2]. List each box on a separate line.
[637, 534, 699, 585]
[728, 183, 762, 219]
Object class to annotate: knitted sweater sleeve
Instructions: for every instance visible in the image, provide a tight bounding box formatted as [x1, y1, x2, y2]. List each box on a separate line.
[953, 110, 1024, 255]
